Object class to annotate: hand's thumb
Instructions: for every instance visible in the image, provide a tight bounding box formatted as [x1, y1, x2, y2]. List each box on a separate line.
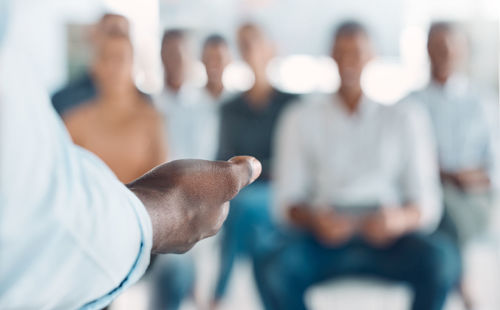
[226, 156, 262, 195]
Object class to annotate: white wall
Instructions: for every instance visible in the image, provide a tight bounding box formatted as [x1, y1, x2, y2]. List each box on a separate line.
[7, 0, 104, 93]
[158, 0, 499, 103]
[7, 0, 497, 98]
[7, 0, 160, 94]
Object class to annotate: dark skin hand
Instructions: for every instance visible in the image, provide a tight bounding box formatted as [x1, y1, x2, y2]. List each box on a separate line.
[127, 156, 262, 254]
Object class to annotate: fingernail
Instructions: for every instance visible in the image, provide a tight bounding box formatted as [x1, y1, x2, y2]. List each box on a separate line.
[249, 157, 262, 183]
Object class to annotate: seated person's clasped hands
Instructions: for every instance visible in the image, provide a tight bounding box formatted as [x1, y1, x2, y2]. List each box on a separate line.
[291, 205, 419, 247]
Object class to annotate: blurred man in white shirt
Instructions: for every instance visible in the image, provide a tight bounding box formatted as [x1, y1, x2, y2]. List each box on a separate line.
[260, 21, 461, 310]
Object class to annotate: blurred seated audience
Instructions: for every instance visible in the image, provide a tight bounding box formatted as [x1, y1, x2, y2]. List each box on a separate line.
[211, 23, 298, 309]
[63, 35, 166, 184]
[151, 33, 233, 310]
[405, 21, 500, 309]
[260, 21, 461, 310]
[52, 13, 130, 116]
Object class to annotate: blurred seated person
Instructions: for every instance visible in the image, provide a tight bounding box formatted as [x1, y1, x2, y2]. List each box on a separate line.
[211, 23, 298, 309]
[63, 35, 166, 184]
[405, 22, 499, 309]
[195, 34, 234, 160]
[157, 33, 233, 161]
[262, 21, 461, 310]
[154, 29, 202, 161]
[151, 33, 233, 310]
[407, 21, 499, 245]
[52, 13, 130, 116]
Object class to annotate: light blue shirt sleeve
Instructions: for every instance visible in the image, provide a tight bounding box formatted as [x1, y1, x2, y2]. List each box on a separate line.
[0, 36, 153, 309]
[405, 81, 500, 192]
[482, 96, 500, 191]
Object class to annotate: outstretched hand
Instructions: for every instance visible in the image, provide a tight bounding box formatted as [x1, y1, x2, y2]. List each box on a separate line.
[127, 156, 262, 254]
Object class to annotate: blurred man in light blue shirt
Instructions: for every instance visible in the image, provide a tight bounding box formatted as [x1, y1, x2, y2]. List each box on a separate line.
[406, 22, 500, 244]
[405, 22, 500, 309]
[0, 2, 261, 309]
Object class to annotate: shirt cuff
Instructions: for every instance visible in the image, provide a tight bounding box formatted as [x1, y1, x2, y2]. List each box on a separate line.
[81, 189, 153, 310]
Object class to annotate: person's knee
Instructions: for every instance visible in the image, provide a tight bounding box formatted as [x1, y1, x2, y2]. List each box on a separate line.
[258, 245, 307, 295]
[416, 236, 461, 289]
[159, 256, 196, 296]
[258, 253, 288, 292]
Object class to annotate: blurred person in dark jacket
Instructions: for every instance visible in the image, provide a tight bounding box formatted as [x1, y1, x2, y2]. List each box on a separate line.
[211, 23, 298, 310]
[260, 21, 461, 310]
[51, 13, 130, 117]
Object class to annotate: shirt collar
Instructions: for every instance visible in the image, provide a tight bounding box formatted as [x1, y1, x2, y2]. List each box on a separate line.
[331, 92, 376, 119]
[200, 87, 231, 104]
[428, 73, 469, 97]
[162, 84, 189, 99]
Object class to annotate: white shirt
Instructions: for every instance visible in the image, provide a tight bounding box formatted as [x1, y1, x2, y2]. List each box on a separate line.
[0, 35, 152, 309]
[406, 76, 500, 190]
[273, 94, 442, 231]
[155, 86, 230, 161]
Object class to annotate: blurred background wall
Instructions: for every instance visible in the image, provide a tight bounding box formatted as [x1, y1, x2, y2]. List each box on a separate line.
[9, 0, 499, 104]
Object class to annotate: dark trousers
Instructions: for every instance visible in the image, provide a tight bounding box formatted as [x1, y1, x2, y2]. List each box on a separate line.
[214, 182, 276, 300]
[153, 255, 195, 310]
[258, 232, 461, 310]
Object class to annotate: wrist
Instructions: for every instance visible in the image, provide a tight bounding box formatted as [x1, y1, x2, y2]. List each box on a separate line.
[289, 205, 317, 229]
[128, 186, 161, 253]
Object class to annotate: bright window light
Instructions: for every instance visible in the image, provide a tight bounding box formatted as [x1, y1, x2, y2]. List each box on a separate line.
[223, 61, 255, 92]
[268, 55, 340, 94]
[270, 55, 320, 93]
[361, 59, 412, 104]
[315, 56, 340, 93]
[191, 60, 208, 88]
[103, 0, 161, 93]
